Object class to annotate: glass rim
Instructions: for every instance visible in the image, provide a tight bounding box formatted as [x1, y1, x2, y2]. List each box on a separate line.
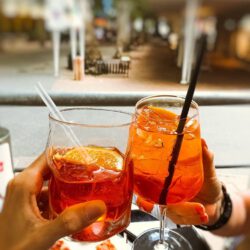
[49, 107, 133, 128]
[135, 94, 199, 122]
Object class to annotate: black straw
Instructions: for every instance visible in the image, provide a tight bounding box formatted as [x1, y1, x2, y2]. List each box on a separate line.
[159, 34, 207, 205]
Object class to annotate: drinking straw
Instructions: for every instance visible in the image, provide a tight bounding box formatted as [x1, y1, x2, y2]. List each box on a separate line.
[35, 83, 91, 161]
[159, 34, 207, 205]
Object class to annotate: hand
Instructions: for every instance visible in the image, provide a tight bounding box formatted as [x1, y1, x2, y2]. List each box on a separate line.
[136, 139, 223, 226]
[165, 139, 223, 225]
[0, 153, 106, 250]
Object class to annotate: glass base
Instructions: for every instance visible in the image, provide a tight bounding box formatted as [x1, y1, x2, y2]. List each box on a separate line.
[132, 228, 192, 250]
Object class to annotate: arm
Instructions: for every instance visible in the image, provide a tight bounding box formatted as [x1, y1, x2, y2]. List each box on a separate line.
[163, 139, 250, 237]
[211, 191, 250, 236]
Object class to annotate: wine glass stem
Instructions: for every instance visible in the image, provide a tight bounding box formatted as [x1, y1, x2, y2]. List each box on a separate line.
[154, 207, 169, 250]
[159, 207, 166, 244]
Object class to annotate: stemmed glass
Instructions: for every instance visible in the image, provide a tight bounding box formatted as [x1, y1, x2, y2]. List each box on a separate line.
[46, 107, 133, 242]
[128, 95, 204, 250]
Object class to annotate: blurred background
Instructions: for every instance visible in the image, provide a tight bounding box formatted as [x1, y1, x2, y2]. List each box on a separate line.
[0, 0, 249, 94]
[1, 3, 250, 250]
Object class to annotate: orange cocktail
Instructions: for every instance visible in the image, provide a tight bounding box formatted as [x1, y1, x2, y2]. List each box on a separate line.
[46, 108, 133, 242]
[128, 96, 203, 205]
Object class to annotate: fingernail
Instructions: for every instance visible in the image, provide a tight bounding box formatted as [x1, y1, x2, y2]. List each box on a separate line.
[200, 214, 208, 224]
[195, 205, 205, 215]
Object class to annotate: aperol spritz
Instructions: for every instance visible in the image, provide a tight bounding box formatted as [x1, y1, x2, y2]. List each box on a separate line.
[128, 95, 203, 250]
[47, 108, 133, 242]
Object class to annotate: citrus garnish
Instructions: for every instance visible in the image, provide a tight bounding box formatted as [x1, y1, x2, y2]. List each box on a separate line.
[148, 106, 178, 120]
[53, 146, 123, 171]
[137, 106, 178, 133]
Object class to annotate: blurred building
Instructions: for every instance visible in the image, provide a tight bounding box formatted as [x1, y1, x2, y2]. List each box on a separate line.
[0, 0, 249, 68]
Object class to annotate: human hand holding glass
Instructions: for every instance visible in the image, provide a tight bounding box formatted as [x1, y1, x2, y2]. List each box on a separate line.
[136, 139, 223, 226]
[165, 140, 222, 226]
[0, 153, 106, 250]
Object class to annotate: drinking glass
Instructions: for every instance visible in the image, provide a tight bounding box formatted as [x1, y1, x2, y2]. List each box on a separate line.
[128, 95, 204, 250]
[46, 108, 133, 242]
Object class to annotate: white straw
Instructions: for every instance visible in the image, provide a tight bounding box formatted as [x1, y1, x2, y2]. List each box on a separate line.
[35, 83, 91, 161]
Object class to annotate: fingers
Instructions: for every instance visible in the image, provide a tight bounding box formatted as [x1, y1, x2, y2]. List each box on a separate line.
[167, 202, 205, 217]
[195, 139, 223, 206]
[167, 213, 208, 225]
[26, 153, 51, 179]
[166, 202, 208, 225]
[18, 153, 51, 195]
[201, 139, 216, 179]
[3, 153, 51, 210]
[37, 187, 50, 219]
[136, 196, 154, 213]
[43, 200, 106, 240]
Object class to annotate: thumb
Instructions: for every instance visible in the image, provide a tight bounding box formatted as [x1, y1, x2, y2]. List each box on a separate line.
[43, 200, 106, 242]
[201, 138, 216, 179]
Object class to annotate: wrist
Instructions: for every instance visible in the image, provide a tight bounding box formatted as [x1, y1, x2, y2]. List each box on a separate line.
[195, 185, 233, 231]
[206, 192, 224, 225]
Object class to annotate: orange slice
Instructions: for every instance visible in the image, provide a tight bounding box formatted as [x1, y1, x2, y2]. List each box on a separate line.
[148, 106, 178, 120]
[137, 106, 179, 132]
[54, 146, 123, 171]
